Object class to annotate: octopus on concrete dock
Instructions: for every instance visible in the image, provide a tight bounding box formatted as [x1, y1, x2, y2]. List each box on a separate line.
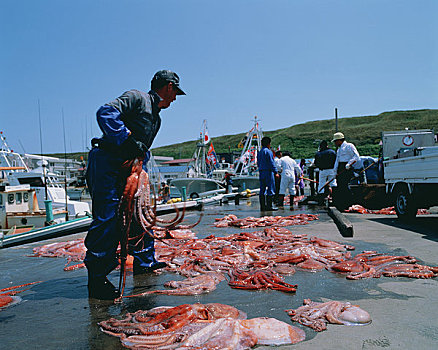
[345, 205, 430, 215]
[330, 251, 438, 280]
[99, 303, 305, 349]
[214, 213, 318, 228]
[228, 268, 297, 293]
[124, 272, 225, 297]
[0, 281, 41, 310]
[285, 299, 371, 332]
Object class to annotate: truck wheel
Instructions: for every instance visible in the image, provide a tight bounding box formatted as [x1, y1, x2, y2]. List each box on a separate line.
[394, 187, 417, 221]
[190, 192, 199, 199]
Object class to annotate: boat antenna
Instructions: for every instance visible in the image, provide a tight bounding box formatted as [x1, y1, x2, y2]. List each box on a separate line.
[62, 108, 69, 221]
[18, 139, 26, 154]
[38, 99, 48, 200]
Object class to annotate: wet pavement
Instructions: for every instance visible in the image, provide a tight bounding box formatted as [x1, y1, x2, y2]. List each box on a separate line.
[1, 198, 438, 349]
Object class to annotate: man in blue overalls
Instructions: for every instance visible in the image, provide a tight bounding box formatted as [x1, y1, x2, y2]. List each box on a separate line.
[257, 136, 279, 211]
[85, 70, 185, 299]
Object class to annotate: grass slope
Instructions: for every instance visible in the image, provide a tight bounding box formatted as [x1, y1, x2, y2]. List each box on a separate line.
[48, 109, 437, 161]
[152, 109, 438, 159]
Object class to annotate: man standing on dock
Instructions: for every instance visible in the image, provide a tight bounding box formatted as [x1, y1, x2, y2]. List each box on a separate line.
[277, 151, 303, 209]
[85, 70, 185, 300]
[314, 140, 337, 202]
[257, 136, 279, 211]
[332, 132, 361, 211]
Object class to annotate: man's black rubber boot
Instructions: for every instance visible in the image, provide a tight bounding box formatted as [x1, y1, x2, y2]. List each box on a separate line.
[133, 261, 168, 275]
[290, 195, 295, 210]
[88, 277, 120, 300]
[266, 195, 278, 211]
[259, 194, 267, 211]
[277, 195, 285, 208]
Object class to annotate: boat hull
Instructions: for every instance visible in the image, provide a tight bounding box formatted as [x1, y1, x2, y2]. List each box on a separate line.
[232, 176, 260, 191]
[170, 178, 224, 198]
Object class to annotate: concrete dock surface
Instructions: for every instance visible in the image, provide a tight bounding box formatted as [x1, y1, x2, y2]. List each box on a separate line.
[0, 199, 437, 349]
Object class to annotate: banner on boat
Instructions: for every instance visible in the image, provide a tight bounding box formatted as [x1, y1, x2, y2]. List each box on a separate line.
[206, 142, 218, 167]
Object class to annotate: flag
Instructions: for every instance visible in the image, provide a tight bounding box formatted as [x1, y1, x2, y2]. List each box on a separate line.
[206, 142, 218, 167]
[204, 127, 210, 144]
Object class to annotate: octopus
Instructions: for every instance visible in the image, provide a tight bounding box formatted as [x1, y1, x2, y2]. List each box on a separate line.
[124, 272, 225, 297]
[345, 205, 430, 215]
[0, 281, 41, 310]
[116, 158, 203, 300]
[31, 239, 134, 271]
[214, 213, 318, 228]
[285, 299, 371, 332]
[31, 239, 87, 271]
[99, 303, 305, 349]
[330, 251, 438, 279]
[228, 268, 297, 293]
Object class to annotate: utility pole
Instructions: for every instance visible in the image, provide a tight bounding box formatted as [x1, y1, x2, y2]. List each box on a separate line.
[335, 108, 338, 132]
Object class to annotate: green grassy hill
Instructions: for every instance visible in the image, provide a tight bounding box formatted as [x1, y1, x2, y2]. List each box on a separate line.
[50, 109, 437, 161]
[152, 109, 438, 159]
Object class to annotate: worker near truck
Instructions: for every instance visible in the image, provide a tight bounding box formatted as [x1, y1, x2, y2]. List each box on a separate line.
[314, 140, 337, 201]
[332, 132, 363, 210]
[85, 70, 185, 300]
[257, 136, 279, 211]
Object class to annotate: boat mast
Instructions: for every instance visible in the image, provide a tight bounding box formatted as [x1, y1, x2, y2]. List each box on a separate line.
[235, 116, 263, 176]
[62, 108, 69, 221]
[202, 119, 207, 175]
[38, 99, 48, 200]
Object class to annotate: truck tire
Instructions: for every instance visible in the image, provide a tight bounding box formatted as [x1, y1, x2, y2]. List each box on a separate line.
[394, 187, 417, 221]
[190, 192, 199, 199]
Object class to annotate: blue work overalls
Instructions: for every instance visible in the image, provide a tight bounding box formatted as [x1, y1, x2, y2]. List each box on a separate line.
[84, 90, 162, 279]
[257, 147, 277, 196]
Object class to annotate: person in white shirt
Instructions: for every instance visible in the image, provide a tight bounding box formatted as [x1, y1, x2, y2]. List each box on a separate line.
[277, 151, 303, 209]
[332, 132, 364, 210]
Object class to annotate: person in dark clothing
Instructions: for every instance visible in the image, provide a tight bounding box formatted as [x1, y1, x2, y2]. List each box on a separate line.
[314, 140, 337, 201]
[85, 70, 185, 300]
[224, 172, 233, 194]
[297, 159, 306, 196]
[159, 182, 170, 204]
[257, 136, 279, 211]
[274, 150, 282, 205]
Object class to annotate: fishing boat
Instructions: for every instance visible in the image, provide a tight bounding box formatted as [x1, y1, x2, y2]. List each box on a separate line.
[170, 120, 225, 199]
[232, 117, 263, 191]
[0, 183, 67, 242]
[0, 132, 90, 217]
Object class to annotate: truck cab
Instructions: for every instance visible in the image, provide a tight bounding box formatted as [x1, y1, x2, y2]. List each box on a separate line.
[383, 129, 438, 220]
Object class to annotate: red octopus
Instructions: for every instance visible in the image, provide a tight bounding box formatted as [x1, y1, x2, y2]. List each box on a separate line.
[0, 281, 41, 310]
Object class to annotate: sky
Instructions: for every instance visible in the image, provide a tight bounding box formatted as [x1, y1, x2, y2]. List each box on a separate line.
[1, 0, 437, 154]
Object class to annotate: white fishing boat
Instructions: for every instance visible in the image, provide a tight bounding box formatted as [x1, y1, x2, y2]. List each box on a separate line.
[0, 133, 90, 217]
[232, 117, 262, 190]
[0, 184, 67, 232]
[170, 120, 225, 198]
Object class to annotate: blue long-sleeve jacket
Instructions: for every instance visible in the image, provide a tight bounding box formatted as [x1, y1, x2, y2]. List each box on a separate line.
[257, 147, 278, 174]
[96, 89, 162, 150]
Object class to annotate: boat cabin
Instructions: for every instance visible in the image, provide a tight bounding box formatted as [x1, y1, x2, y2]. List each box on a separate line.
[0, 184, 66, 230]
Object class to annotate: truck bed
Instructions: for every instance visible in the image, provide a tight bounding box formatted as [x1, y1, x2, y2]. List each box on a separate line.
[384, 146, 438, 184]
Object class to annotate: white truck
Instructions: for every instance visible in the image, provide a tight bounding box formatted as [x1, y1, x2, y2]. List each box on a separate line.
[383, 129, 438, 220]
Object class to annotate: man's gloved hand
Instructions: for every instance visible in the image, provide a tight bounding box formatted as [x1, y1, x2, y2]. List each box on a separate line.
[121, 135, 148, 159]
[345, 163, 351, 170]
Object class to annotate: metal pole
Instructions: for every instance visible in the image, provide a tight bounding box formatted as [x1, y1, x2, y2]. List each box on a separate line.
[62, 108, 69, 221]
[335, 108, 338, 132]
[38, 99, 48, 200]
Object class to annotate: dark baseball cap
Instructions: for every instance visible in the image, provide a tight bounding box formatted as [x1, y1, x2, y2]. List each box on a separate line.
[151, 70, 186, 95]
